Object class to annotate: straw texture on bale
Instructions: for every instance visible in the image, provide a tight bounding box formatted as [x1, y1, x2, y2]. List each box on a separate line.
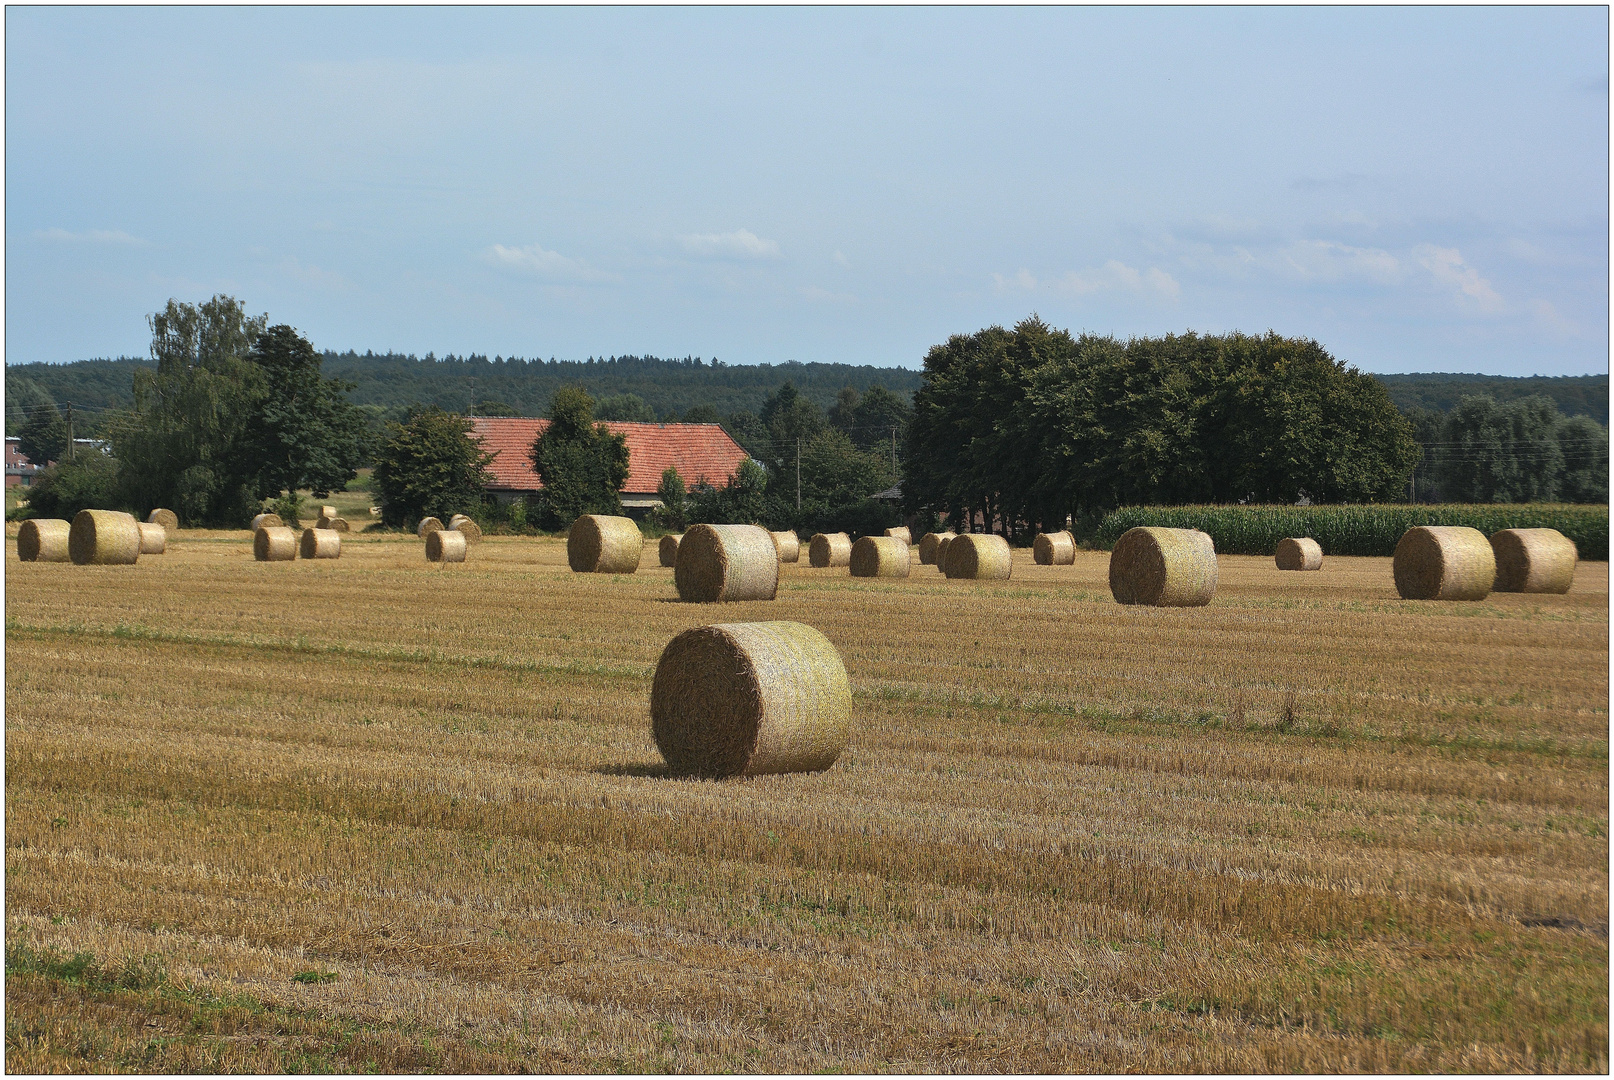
[137, 522, 167, 555]
[69, 510, 141, 566]
[417, 516, 444, 537]
[250, 512, 284, 532]
[850, 535, 911, 578]
[319, 505, 337, 520]
[146, 508, 179, 531]
[568, 514, 643, 574]
[426, 529, 468, 563]
[918, 531, 956, 565]
[1491, 528, 1577, 594]
[675, 524, 780, 603]
[771, 530, 801, 563]
[942, 533, 1013, 580]
[650, 621, 851, 778]
[1108, 526, 1217, 606]
[808, 532, 852, 568]
[300, 528, 341, 560]
[1033, 530, 1076, 565]
[1275, 537, 1323, 571]
[884, 526, 912, 545]
[17, 519, 70, 562]
[448, 514, 481, 543]
[1393, 525, 1495, 601]
[659, 533, 683, 567]
[254, 526, 297, 562]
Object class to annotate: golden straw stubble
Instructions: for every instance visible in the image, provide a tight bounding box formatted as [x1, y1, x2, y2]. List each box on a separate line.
[1108, 526, 1217, 606]
[1393, 525, 1494, 601]
[426, 529, 467, 563]
[808, 532, 851, 568]
[650, 621, 851, 778]
[675, 524, 779, 602]
[659, 534, 682, 567]
[16, 519, 70, 562]
[850, 535, 911, 578]
[68, 509, 141, 566]
[1275, 537, 1323, 571]
[1033, 530, 1075, 565]
[568, 515, 643, 573]
[300, 528, 341, 560]
[1491, 528, 1577, 594]
[942, 533, 1012, 580]
[253, 526, 297, 562]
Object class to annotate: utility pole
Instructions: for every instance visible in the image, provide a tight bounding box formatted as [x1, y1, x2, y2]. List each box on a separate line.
[890, 425, 897, 478]
[795, 437, 801, 511]
[65, 402, 73, 461]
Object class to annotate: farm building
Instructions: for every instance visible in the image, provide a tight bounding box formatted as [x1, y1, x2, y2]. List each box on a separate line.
[469, 418, 750, 513]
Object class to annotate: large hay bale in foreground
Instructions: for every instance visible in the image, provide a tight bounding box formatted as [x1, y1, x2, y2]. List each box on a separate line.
[254, 526, 297, 562]
[69, 510, 141, 566]
[1109, 526, 1217, 606]
[146, 508, 179, 531]
[448, 514, 481, 543]
[569, 514, 643, 573]
[808, 532, 851, 568]
[651, 621, 851, 777]
[917, 531, 955, 565]
[1275, 537, 1323, 571]
[771, 530, 800, 563]
[884, 526, 912, 545]
[1491, 528, 1577, 594]
[426, 529, 467, 563]
[850, 535, 911, 578]
[417, 516, 444, 537]
[300, 528, 341, 560]
[659, 533, 683, 567]
[675, 524, 780, 602]
[942, 533, 1012, 580]
[137, 522, 167, 555]
[17, 519, 70, 562]
[250, 512, 284, 532]
[1033, 530, 1075, 565]
[1393, 526, 1494, 601]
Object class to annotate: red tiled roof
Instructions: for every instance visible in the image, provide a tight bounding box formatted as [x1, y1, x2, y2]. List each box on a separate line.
[469, 417, 751, 495]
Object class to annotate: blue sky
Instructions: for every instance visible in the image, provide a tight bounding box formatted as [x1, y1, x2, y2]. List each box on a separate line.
[6, 6, 1608, 375]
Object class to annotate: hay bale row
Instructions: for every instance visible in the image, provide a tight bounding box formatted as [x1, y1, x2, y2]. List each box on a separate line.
[1033, 530, 1075, 565]
[417, 516, 444, 537]
[942, 533, 1012, 580]
[1491, 528, 1576, 594]
[771, 530, 800, 563]
[426, 529, 467, 563]
[1109, 526, 1216, 606]
[300, 528, 341, 560]
[137, 522, 167, 555]
[254, 526, 298, 562]
[69, 510, 141, 566]
[651, 621, 850, 778]
[675, 524, 779, 602]
[449, 514, 481, 543]
[659, 533, 683, 567]
[146, 508, 179, 531]
[251, 512, 284, 531]
[884, 526, 912, 545]
[850, 535, 910, 578]
[318, 516, 351, 532]
[917, 531, 955, 565]
[569, 515, 643, 573]
[1275, 537, 1322, 571]
[1392, 525, 1494, 601]
[17, 519, 70, 562]
[809, 532, 851, 568]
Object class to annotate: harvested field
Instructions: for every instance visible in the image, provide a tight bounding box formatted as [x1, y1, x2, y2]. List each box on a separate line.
[5, 533, 1608, 1072]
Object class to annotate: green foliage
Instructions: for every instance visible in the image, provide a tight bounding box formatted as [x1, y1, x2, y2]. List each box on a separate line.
[653, 466, 688, 531]
[797, 429, 895, 519]
[529, 386, 630, 528]
[24, 448, 121, 520]
[1378, 372, 1609, 426]
[269, 490, 306, 528]
[1429, 394, 1603, 504]
[240, 325, 370, 500]
[6, 940, 167, 994]
[681, 404, 724, 426]
[371, 405, 494, 527]
[17, 403, 69, 467]
[688, 458, 782, 526]
[1556, 415, 1609, 504]
[1094, 503, 1608, 560]
[833, 384, 912, 453]
[594, 392, 657, 422]
[470, 398, 518, 417]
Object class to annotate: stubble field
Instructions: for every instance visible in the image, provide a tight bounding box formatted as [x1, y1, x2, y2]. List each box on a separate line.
[5, 531, 1608, 1072]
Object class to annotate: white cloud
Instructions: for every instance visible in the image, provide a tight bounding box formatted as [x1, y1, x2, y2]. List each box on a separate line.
[1054, 260, 1181, 301]
[1271, 240, 1401, 284]
[482, 243, 616, 284]
[677, 229, 782, 260]
[36, 227, 143, 245]
[1415, 245, 1504, 312]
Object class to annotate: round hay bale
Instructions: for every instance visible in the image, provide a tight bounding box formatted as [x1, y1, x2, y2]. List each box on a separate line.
[1033, 530, 1076, 566]
[254, 526, 297, 562]
[146, 508, 179, 531]
[69, 510, 141, 566]
[808, 532, 851, 568]
[1491, 528, 1577, 594]
[771, 530, 801, 563]
[884, 525, 912, 545]
[417, 516, 444, 537]
[319, 505, 337, 520]
[942, 533, 1012, 580]
[17, 519, 70, 562]
[300, 528, 341, 560]
[426, 528, 467, 563]
[568, 514, 643, 574]
[917, 531, 956, 565]
[322, 516, 351, 533]
[250, 512, 284, 532]
[850, 535, 911, 578]
[651, 621, 851, 778]
[1108, 526, 1217, 606]
[1275, 537, 1323, 571]
[659, 533, 682, 567]
[137, 522, 167, 555]
[675, 524, 780, 602]
[1393, 525, 1494, 601]
[448, 514, 481, 543]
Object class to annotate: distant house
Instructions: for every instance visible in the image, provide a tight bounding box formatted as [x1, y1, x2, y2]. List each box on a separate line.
[5, 438, 40, 488]
[468, 418, 751, 513]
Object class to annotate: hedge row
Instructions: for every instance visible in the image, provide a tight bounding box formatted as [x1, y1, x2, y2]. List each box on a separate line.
[1093, 504, 1609, 560]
